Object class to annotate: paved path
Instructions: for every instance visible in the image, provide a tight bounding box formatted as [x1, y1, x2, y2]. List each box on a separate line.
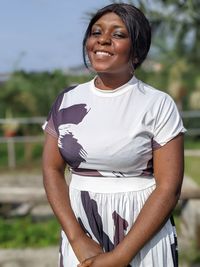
[0, 247, 197, 267]
[0, 172, 199, 267]
[185, 149, 200, 156]
[0, 172, 58, 267]
[0, 247, 58, 267]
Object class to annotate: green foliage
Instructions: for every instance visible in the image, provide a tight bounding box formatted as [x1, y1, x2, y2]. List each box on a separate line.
[0, 71, 92, 119]
[185, 137, 200, 149]
[183, 117, 200, 132]
[179, 241, 200, 265]
[184, 138, 200, 186]
[0, 142, 43, 171]
[0, 216, 60, 248]
[175, 223, 200, 264]
[1, 1, 200, 116]
[134, 0, 200, 66]
[185, 156, 200, 186]
[121, 0, 200, 110]
[136, 68, 169, 92]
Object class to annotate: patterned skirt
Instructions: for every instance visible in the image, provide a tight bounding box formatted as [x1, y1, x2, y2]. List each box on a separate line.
[59, 174, 178, 267]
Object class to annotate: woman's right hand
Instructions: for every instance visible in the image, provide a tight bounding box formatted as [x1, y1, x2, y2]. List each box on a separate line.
[42, 134, 103, 263]
[71, 233, 104, 263]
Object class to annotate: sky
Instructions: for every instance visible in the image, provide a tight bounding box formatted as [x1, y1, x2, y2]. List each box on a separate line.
[0, 0, 127, 73]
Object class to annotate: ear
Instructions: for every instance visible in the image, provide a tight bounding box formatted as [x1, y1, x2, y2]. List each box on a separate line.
[128, 61, 135, 74]
[133, 57, 139, 64]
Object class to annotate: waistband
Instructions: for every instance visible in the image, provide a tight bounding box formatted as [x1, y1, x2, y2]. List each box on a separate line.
[70, 174, 156, 193]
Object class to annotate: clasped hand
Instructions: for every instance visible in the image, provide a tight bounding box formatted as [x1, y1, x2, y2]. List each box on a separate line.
[72, 233, 125, 267]
[77, 251, 123, 267]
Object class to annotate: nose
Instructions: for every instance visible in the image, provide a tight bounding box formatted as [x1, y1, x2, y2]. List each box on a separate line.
[97, 34, 111, 45]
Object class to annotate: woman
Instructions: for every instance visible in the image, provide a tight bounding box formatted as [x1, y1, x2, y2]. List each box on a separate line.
[42, 3, 186, 267]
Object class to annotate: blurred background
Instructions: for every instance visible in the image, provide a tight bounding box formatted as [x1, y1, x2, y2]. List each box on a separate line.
[0, 0, 200, 266]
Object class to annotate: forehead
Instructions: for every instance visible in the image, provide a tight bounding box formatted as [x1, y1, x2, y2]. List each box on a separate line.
[93, 12, 126, 28]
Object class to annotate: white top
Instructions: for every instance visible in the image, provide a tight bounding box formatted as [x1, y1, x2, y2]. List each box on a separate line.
[43, 76, 186, 178]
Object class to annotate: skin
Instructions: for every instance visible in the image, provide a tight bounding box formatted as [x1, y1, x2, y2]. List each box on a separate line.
[86, 12, 133, 90]
[77, 134, 184, 267]
[42, 12, 184, 267]
[42, 133, 104, 262]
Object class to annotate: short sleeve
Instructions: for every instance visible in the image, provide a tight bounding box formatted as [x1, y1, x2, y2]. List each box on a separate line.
[42, 85, 77, 137]
[42, 93, 63, 138]
[152, 94, 186, 149]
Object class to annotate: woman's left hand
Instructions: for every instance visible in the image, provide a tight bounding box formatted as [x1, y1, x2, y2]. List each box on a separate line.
[77, 251, 125, 267]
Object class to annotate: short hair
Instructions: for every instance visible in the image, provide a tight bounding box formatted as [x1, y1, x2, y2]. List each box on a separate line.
[82, 3, 151, 70]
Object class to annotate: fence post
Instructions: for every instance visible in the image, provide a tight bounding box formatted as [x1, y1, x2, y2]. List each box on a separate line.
[7, 138, 16, 169]
[197, 215, 200, 250]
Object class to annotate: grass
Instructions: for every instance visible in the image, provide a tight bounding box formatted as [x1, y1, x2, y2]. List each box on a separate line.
[179, 138, 200, 264]
[178, 234, 200, 265]
[184, 156, 200, 185]
[184, 137, 200, 149]
[173, 211, 200, 264]
[0, 142, 43, 171]
[0, 138, 199, 256]
[1, 212, 199, 266]
[0, 216, 60, 248]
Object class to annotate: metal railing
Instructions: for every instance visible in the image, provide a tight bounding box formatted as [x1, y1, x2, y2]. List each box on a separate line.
[181, 110, 200, 136]
[0, 117, 45, 168]
[0, 112, 200, 169]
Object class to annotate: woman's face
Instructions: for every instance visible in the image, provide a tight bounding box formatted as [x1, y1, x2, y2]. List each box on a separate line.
[86, 12, 132, 75]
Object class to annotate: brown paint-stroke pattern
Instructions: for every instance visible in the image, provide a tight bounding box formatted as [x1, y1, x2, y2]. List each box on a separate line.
[112, 210, 129, 246]
[152, 139, 162, 150]
[140, 158, 153, 176]
[72, 168, 103, 177]
[80, 191, 132, 267]
[170, 216, 178, 267]
[81, 191, 114, 252]
[58, 104, 90, 168]
[59, 234, 64, 267]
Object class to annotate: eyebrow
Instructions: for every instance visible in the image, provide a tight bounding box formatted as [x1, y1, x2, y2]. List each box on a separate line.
[93, 23, 125, 29]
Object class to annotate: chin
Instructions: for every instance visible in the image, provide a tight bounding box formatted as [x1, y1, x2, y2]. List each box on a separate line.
[92, 67, 109, 73]
[90, 62, 113, 72]
[89, 59, 112, 72]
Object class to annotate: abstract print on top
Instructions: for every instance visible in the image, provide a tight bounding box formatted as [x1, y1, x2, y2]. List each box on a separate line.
[43, 76, 185, 178]
[43, 76, 186, 267]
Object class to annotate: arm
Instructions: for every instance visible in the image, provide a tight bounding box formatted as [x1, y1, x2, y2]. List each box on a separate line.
[78, 134, 184, 267]
[42, 133, 103, 262]
[114, 134, 184, 264]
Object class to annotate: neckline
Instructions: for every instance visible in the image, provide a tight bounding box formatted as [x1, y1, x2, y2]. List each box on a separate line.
[90, 76, 138, 97]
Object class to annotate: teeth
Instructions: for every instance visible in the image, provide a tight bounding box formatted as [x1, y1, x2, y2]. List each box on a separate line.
[95, 51, 111, 56]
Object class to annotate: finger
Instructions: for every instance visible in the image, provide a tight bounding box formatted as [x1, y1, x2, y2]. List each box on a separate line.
[79, 259, 92, 267]
[77, 260, 88, 267]
[77, 263, 88, 267]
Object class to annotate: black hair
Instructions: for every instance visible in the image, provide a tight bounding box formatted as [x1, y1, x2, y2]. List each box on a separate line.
[82, 3, 151, 70]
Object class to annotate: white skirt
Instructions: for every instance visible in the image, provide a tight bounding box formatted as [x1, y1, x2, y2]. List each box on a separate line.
[59, 174, 178, 267]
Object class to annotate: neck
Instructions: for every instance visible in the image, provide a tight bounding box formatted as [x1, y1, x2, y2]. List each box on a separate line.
[95, 73, 133, 90]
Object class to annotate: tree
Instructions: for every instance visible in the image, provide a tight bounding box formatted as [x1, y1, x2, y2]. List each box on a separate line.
[111, 0, 200, 109]
[126, 0, 200, 67]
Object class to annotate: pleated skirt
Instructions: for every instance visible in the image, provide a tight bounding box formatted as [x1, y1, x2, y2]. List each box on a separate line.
[59, 174, 178, 267]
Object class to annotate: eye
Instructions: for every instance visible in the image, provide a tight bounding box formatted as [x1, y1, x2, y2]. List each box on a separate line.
[91, 29, 101, 36]
[113, 32, 127, 39]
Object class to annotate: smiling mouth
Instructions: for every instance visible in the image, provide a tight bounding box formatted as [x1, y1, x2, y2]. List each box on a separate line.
[95, 51, 113, 56]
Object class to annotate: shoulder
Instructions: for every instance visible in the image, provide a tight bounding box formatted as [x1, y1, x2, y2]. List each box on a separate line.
[136, 79, 175, 108]
[53, 80, 92, 109]
[62, 80, 91, 95]
[137, 80, 167, 98]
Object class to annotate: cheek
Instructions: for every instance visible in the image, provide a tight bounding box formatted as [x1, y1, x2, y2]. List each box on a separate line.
[115, 42, 131, 58]
[85, 38, 94, 54]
